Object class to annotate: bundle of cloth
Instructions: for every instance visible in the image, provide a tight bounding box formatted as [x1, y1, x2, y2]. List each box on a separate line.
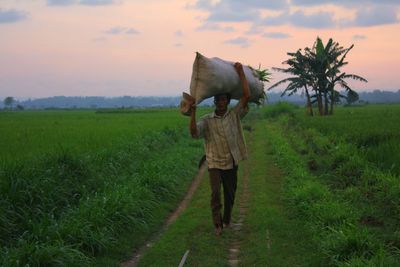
[180, 52, 266, 116]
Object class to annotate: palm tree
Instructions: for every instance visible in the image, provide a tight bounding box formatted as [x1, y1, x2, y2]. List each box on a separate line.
[307, 37, 367, 115]
[269, 37, 367, 116]
[268, 49, 315, 116]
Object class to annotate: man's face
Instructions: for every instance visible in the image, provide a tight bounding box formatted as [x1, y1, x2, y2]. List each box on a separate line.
[215, 95, 229, 112]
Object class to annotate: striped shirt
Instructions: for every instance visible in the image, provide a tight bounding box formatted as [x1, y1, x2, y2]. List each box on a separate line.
[196, 103, 248, 169]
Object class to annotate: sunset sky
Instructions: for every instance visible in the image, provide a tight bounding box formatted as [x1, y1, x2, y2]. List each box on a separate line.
[1, 0, 399, 99]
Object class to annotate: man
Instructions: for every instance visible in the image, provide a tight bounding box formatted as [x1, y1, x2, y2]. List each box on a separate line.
[189, 62, 250, 236]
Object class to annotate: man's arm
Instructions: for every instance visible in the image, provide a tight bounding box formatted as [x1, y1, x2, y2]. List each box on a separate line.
[234, 62, 250, 110]
[190, 104, 199, 138]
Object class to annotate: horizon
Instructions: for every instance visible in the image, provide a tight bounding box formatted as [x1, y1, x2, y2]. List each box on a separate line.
[3, 89, 400, 102]
[1, 0, 400, 99]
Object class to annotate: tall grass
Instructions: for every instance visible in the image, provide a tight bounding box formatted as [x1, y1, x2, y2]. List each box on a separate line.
[296, 104, 400, 175]
[265, 104, 400, 266]
[0, 109, 189, 163]
[0, 109, 203, 266]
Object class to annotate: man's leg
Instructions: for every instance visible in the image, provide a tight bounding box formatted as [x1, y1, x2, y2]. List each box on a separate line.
[208, 169, 223, 230]
[221, 165, 238, 226]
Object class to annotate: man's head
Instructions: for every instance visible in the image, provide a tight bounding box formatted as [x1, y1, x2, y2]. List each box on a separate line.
[214, 93, 231, 114]
[214, 93, 231, 104]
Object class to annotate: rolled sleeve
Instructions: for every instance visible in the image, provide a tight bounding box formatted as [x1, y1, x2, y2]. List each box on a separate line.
[196, 119, 206, 138]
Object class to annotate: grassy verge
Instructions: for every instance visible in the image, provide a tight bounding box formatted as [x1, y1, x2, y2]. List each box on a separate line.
[263, 104, 400, 266]
[239, 119, 323, 266]
[0, 127, 203, 266]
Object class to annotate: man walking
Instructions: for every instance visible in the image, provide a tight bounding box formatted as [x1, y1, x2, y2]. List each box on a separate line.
[189, 62, 250, 236]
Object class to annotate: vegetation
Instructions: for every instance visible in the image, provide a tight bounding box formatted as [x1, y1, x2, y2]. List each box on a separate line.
[263, 103, 400, 265]
[3, 97, 15, 109]
[268, 37, 367, 115]
[1, 104, 400, 266]
[137, 111, 323, 266]
[0, 109, 190, 163]
[0, 109, 203, 266]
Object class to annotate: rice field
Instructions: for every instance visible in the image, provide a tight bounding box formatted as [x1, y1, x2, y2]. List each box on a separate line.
[0, 109, 192, 163]
[0, 108, 204, 266]
[1, 104, 400, 266]
[263, 103, 400, 265]
[295, 104, 400, 175]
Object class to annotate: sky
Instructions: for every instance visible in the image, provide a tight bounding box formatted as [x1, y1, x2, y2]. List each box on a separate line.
[0, 0, 400, 99]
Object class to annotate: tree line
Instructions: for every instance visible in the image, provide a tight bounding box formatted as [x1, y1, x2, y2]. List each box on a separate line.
[2, 91, 400, 110]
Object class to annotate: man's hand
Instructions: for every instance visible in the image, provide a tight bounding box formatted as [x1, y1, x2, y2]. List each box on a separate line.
[234, 62, 243, 73]
[234, 62, 250, 111]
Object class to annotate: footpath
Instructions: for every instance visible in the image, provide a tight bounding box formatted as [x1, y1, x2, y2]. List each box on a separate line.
[121, 120, 321, 266]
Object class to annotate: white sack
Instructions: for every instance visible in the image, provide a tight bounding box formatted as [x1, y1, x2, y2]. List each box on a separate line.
[189, 52, 265, 104]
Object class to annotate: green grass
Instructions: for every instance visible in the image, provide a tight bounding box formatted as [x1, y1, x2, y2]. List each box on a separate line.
[137, 169, 231, 267]
[0, 108, 205, 266]
[295, 104, 400, 175]
[263, 103, 400, 266]
[0, 108, 208, 163]
[137, 110, 325, 266]
[239, 120, 323, 266]
[3, 104, 400, 266]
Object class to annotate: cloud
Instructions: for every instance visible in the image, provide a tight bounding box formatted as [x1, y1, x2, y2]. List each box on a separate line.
[259, 10, 335, 29]
[175, 30, 184, 37]
[223, 37, 250, 48]
[0, 9, 28, 23]
[126, 28, 139, 34]
[47, 0, 120, 6]
[191, 0, 400, 29]
[192, 0, 262, 23]
[263, 32, 291, 39]
[195, 22, 235, 32]
[291, 0, 400, 7]
[245, 25, 264, 35]
[47, 0, 75, 6]
[193, 0, 287, 11]
[352, 34, 367, 40]
[353, 6, 399, 26]
[79, 0, 118, 6]
[105, 26, 139, 35]
[289, 10, 335, 28]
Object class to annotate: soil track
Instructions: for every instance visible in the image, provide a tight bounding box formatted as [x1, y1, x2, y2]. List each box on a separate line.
[227, 159, 250, 267]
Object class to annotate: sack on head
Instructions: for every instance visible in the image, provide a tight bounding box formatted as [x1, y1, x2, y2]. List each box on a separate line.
[189, 52, 265, 105]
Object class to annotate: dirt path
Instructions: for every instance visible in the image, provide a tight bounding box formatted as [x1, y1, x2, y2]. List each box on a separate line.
[227, 158, 250, 267]
[120, 163, 207, 267]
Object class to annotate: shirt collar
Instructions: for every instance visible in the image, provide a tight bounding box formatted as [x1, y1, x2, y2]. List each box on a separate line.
[212, 109, 230, 118]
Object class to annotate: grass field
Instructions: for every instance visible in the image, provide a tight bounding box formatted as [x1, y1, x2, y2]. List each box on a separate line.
[1, 104, 400, 266]
[0, 109, 195, 163]
[263, 103, 400, 266]
[0, 108, 204, 266]
[295, 104, 400, 175]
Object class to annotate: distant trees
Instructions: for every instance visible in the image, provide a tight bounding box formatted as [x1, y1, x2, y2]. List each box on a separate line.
[3, 96, 15, 109]
[268, 37, 367, 116]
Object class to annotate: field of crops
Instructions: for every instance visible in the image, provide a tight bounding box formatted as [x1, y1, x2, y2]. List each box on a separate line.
[0, 108, 204, 266]
[263, 103, 400, 265]
[0, 109, 194, 163]
[296, 104, 400, 175]
[1, 104, 400, 266]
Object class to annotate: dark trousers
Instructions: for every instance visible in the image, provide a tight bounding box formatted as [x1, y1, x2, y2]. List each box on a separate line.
[208, 166, 238, 228]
